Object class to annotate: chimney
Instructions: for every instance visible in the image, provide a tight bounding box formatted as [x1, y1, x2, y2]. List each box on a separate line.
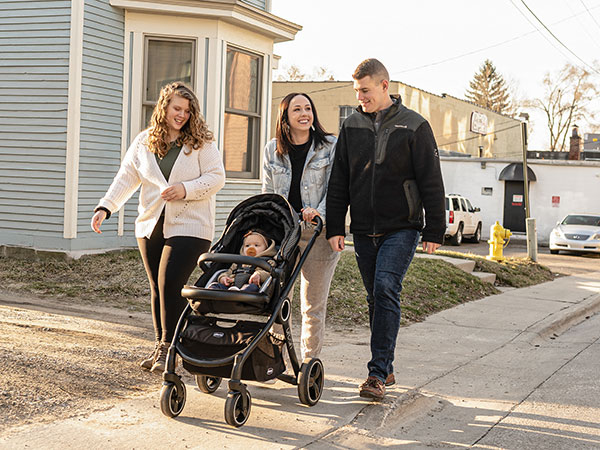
[569, 125, 583, 160]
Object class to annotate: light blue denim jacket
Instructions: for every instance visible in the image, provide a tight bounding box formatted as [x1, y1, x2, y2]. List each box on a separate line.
[262, 135, 337, 220]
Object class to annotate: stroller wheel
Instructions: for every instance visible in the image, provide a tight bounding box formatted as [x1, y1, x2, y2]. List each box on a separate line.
[195, 375, 222, 394]
[160, 382, 186, 418]
[224, 390, 252, 427]
[298, 358, 324, 406]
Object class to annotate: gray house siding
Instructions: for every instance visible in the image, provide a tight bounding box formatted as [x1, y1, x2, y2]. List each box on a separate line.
[0, 1, 71, 249]
[241, 0, 267, 11]
[76, 0, 130, 250]
[214, 181, 262, 238]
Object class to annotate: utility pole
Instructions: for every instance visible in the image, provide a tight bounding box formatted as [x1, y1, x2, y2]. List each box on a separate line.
[520, 117, 537, 261]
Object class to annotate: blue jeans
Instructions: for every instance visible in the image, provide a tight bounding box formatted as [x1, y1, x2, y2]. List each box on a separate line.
[353, 230, 420, 383]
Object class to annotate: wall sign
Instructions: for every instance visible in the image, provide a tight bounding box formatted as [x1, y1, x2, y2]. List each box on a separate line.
[512, 194, 523, 206]
[552, 196, 560, 207]
[470, 111, 488, 134]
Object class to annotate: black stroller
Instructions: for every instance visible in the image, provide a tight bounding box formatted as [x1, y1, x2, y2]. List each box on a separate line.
[159, 193, 326, 427]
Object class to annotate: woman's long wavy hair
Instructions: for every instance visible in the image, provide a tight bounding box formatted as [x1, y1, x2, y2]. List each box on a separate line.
[146, 82, 213, 158]
[275, 92, 331, 159]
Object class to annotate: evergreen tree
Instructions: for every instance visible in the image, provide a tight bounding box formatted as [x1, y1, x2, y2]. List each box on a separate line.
[465, 60, 511, 114]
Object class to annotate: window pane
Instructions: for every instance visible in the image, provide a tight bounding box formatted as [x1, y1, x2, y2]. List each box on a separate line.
[142, 106, 153, 129]
[339, 105, 354, 130]
[226, 48, 259, 112]
[223, 112, 256, 173]
[146, 39, 193, 102]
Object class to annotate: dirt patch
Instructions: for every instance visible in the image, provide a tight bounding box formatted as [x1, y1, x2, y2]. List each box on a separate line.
[0, 300, 161, 431]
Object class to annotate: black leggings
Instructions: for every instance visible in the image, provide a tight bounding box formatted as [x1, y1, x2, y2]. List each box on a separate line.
[137, 216, 210, 343]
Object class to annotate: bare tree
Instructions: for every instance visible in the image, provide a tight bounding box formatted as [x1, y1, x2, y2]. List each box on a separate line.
[276, 64, 335, 81]
[276, 64, 307, 81]
[526, 63, 599, 151]
[313, 66, 335, 81]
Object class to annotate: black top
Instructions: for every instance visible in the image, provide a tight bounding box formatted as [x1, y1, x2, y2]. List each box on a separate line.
[326, 97, 446, 243]
[287, 137, 311, 213]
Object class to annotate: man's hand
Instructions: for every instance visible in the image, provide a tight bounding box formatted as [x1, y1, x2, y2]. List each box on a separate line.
[328, 235, 345, 252]
[161, 183, 186, 201]
[422, 241, 441, 254]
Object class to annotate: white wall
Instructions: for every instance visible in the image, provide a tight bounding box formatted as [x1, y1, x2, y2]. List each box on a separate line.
[440, 158, 600, 244]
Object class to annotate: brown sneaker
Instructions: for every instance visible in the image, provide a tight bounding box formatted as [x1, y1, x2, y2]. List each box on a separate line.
[150, 341, 170, 374]
[140, 341, 160, 371]
[359, 376, 385, 401]
[385, 373, 395, 386]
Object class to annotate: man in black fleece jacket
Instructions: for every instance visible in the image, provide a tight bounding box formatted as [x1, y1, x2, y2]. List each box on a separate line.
[326, 59, 445, 401]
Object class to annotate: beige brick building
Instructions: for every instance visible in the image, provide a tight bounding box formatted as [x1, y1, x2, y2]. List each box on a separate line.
[271, 81, 523, 158]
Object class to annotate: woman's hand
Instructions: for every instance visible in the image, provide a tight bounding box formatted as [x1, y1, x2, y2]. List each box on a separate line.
[301, 207, 320, 224]
[161, 183, 186, 201]
[91, 210, 107, 234]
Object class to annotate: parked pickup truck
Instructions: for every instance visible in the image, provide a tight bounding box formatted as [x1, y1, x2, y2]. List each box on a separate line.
[445, 194, 482, 245]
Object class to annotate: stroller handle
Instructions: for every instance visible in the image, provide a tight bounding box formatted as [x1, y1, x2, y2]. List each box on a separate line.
[309, 215, 323, 234]
[198, 253, 275, 274]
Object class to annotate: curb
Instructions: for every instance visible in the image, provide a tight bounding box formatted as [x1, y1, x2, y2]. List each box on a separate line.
[528, 292, 600, 343]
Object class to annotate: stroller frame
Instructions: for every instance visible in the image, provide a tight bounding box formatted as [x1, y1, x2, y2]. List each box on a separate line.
[159, 194, 325, 427]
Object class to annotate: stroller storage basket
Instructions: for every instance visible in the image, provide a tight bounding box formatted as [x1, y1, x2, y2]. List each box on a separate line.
[179, 315, 285, 381]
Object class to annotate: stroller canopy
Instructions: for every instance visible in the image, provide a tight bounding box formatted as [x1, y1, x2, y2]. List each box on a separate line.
[214, 194, 301, 263]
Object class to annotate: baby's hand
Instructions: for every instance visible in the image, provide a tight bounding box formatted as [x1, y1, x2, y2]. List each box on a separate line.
[249, 272, 261, 286]
[220, 276, 234, 287]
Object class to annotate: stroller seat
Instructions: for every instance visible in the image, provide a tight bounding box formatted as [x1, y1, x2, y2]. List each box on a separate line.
[182, 251, 278, 315]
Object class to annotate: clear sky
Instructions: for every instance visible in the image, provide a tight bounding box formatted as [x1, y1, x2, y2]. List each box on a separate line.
[271, 0, 600, 150]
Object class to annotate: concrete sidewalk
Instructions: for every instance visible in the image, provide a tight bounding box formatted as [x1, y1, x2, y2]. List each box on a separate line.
[2, 271, 600, 449]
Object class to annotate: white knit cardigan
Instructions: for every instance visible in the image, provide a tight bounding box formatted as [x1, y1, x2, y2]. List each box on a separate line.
[96, 130, 226, 240]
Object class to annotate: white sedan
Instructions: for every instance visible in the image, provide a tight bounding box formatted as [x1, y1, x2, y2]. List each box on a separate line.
[549, 214, 600, 255]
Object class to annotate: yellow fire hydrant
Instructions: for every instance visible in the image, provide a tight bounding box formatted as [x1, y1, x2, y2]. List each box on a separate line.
[486, 221, 512, 261]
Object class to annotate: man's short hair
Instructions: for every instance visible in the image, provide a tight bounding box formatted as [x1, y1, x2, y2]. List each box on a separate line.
[352, 58, 390, 82]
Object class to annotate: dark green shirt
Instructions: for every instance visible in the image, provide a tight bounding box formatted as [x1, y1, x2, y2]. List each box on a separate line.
[155, 142, 182, 182]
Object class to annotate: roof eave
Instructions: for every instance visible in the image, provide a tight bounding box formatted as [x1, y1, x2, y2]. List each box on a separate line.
[110, 0, 302, 43]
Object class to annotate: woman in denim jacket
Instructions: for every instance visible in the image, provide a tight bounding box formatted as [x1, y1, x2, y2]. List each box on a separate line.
[262, 92, 340, 361]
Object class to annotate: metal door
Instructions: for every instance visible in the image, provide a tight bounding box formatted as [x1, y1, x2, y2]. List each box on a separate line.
[503, 181, 526, 232]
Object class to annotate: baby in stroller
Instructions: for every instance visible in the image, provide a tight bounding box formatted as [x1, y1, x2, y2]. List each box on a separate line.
[208, 230, 275, 293]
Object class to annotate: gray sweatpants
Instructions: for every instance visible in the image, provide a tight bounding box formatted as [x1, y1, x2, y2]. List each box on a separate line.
[295, 225, 340, 360]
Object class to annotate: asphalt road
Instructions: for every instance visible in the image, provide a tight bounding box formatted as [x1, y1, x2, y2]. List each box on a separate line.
[439, 240, 600, 276]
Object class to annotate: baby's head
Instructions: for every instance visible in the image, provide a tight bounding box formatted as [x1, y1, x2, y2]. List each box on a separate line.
[242, 231, 268, 257]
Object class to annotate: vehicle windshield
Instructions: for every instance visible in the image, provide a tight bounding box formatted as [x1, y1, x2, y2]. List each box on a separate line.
[561, 215, 600, 226]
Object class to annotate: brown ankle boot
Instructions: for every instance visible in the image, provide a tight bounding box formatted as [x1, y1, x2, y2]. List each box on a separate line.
[140, 341, 160, 371]
[150, 341, 171, 374]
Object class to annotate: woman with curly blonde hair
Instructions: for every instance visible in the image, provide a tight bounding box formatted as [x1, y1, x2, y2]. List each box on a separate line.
[91, 82, 225, 373]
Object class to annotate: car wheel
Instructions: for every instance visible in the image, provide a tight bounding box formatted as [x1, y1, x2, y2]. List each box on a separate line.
[450, 224, 463, 246]
[468, 223, 481, 243]
[550, 249, 559, 255]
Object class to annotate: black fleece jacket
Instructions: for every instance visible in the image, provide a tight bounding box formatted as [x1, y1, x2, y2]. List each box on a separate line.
[326, 97, 446, 244]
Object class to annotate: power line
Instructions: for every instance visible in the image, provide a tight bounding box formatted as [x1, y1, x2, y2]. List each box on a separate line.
[517, 0, 600, 74]
[580, 0, 600, 32]
[439, 123, 523, 146]
[434, 120, 519, 140]
[272, 82, 353, 101]
[391, 32, 535, 76]
[274, 3, 600, 101]
[508, 0, 577, 64]
[566, 1, 600, 51]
